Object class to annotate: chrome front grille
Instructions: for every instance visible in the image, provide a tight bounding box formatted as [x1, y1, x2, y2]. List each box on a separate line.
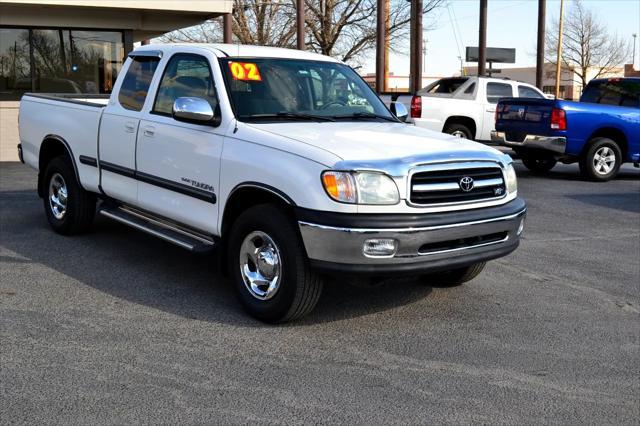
[410, 165, 506, 205]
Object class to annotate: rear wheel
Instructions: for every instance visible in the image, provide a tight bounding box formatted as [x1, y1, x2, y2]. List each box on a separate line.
[228, 204, 323, 323]
[423, 262, 486, 287]
[579, 137, 622, 182]
[444, 123, 473, 140]
[521, 153, 557, 173]
[43, 156, 96, 235]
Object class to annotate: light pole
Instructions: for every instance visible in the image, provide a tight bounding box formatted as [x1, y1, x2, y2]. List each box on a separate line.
[633, 33, 638, 69]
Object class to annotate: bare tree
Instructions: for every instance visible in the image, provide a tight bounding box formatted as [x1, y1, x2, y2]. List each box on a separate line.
[161, 0, 445, 66]
[161, 1, 297, 47]
[304, 0, 444, 64]
[545, 0, 629, 88]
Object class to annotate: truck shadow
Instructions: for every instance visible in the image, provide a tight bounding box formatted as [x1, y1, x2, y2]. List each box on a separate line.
[1, 191, 433, 327]
[565, 192, 640, 214]
[513, 162, 640, 182]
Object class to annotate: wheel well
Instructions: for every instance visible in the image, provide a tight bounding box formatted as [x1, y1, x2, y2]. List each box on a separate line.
[586, 128, 628, 158]
[218, 186, 294, 276]
[38, 137, 74, 198]
[443, 116, 477, 139]
[221, 186, 294, 237]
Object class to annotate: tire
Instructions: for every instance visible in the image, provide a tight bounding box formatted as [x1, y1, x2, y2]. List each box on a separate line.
[42, 156, 96, 235]
[423, 262, 486, 288]
[579, 137, 622, 182]
[228, 204, 323, 323]
[444, 123, 473, 140]
[521, 154, 557, 173]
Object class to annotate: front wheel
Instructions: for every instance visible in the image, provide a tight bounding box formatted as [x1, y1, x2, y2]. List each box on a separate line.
[579, 137, 622, 182]
[228, 204, 323, 323]
[422, 262, 486, 288]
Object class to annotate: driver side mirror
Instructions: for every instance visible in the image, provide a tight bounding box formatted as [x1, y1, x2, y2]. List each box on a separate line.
[390, 101, 409, 122]
[172, 97, 221, 126]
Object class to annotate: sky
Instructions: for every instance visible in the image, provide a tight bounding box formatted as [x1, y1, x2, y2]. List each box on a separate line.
[364, 0, 640, 77]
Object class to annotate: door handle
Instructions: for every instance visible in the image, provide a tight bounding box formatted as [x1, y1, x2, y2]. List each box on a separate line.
[143, 126, 155, 137]
[124, 121, 136, 133]
[486, 109, 496, 113]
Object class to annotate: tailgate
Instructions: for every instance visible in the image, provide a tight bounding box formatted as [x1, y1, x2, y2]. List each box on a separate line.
[495, 98, 557, 139]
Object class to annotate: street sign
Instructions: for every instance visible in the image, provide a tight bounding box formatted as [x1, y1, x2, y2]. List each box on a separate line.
[466, 47, 516, 64]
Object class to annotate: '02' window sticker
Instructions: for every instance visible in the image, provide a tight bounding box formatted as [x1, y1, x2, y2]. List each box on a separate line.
[229, 62, 262, 81]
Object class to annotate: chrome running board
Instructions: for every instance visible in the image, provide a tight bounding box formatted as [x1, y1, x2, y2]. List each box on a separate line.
[98, 205, 215, 252]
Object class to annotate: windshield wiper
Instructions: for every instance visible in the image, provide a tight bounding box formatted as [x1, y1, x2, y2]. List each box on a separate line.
[331, 112, 398, 122]
[243, 112, 335, 122]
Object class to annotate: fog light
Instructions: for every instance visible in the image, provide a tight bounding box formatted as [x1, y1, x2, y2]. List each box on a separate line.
[363, 238, 397, 257]
[517, 218, 525, 236]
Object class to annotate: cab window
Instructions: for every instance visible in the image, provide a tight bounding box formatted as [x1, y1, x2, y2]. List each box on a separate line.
[153, 54, 218, 116]
[518, 85, 544, 99]
[118, 56, 160, 111]
[486, 82, 513, 104]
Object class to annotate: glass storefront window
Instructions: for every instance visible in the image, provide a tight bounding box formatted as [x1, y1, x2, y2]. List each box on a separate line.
[0, 28, 31, 101]
[0, 27, 123, 100]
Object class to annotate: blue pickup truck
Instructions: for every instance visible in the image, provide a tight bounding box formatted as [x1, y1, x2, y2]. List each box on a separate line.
[491, 77, 639, 181]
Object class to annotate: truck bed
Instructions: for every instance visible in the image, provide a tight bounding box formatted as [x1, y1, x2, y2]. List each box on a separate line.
[19, 93, 108, 193]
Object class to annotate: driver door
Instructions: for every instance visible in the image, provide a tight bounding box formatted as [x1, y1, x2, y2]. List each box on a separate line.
[136, 53, 224, 234]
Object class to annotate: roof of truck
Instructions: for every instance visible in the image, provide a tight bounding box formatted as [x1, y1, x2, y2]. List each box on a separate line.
[131, 43, 342, 63]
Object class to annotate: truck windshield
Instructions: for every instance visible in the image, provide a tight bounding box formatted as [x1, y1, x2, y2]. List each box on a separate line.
[220, 58, 395, 122]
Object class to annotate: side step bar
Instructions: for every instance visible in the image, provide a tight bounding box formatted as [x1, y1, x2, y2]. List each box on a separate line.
[98, 205, 215, 252]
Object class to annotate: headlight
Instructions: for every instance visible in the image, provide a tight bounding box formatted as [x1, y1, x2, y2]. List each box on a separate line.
[322, 171, 399, 205]
[505, 163, 518, 194]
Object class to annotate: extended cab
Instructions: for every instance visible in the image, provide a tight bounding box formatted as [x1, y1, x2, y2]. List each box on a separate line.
[18, 44, 526, 322]
[492, 77, 640, 181]
[386, 76, 546, 141]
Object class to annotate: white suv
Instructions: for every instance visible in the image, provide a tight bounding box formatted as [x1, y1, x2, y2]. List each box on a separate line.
[407, 76, 546, 141]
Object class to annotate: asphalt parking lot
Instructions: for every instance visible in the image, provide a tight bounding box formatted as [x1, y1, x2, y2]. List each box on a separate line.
[1, 160, 639, 424]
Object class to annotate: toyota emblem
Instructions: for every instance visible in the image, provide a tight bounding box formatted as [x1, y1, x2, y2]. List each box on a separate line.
[459, 176, 474, 192]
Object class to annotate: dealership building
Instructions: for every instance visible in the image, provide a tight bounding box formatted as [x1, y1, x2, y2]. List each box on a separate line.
[0, 0, 231, 161]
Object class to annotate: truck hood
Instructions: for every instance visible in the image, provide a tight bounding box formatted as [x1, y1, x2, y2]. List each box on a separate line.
[248, 121, 509, 171]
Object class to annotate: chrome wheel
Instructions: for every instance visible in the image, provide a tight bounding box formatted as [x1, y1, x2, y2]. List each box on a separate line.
[593, 146, 616, 175]
[239, 231, 282, 301]
[451, 130, 468, 139]
[48, 173, 68, 220]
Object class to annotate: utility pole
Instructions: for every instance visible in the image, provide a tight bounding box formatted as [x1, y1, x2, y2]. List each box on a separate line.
[536, 0, 546, 90]
[376, 0, 385, 94]
[296, 0, 305, 50]
[383, 0, 390, 92]
[223, 13, 232, 43]
[554, 0, 565, 99]
[409, 0, 423, 93]
[478, 0, 487, 76]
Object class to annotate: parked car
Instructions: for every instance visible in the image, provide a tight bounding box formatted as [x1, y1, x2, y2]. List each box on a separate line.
[18, 44, 526, 322]
[492, 77, 640, 181]
[381, 76, 546, 141]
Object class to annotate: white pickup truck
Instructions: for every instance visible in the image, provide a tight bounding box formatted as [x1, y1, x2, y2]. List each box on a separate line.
[386, 76, 546, 141]
[18, 44, 526, 322]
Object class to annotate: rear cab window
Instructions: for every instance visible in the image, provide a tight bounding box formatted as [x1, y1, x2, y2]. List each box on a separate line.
[419, 78, 469, 96]
[486, 82, 513, 104]
[581, 79, 640, 107]
[118, 56, 160, 111]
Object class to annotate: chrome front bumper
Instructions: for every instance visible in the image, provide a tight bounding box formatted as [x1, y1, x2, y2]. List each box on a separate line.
[297, 200, 526, 274]
[491, 131, 566, 154]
